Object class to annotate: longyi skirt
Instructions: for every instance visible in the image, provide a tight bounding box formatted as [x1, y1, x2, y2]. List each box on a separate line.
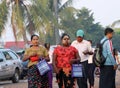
[28, 65, 49, 88]
[99, 65, 116, 88]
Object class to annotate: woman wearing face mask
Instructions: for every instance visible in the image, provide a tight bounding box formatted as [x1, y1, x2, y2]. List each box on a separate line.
[23, 34, 50, 88]
[53, 33, 80, 88]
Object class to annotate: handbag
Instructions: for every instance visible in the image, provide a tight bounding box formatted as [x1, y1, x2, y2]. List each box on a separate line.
[72, 63, 83, 77]
[37, 58, 50, 75]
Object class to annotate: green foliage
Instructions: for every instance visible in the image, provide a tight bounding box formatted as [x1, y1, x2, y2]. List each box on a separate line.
[0, 0, 119, 50]
[113, 33, 120, 51]
[111, 20, 120, 34]
[0, 1, 8, 35]
[59, 7, 104, 44]
[59, 7, 120, 49]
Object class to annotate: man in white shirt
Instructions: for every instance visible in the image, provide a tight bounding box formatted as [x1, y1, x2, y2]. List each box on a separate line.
[71, 29, 92, 88]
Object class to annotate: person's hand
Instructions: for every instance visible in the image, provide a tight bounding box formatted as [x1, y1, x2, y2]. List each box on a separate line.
[89, 51, 94, 55]
[69, 59, 75, 64]
[69, 59, 79, 64]
[55, 68, 60, 74]
[114, 64, 118, 70]
[83, 51, 93, 55]
[83, 52, 88, 55]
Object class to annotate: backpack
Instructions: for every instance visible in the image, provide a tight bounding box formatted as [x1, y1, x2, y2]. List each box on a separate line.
[93, 39, 108, 67]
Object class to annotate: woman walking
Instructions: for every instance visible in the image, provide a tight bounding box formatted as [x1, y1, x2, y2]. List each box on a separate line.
[23, 34, 50, 88]
[44, 43, 53, 88]
[53, 33, 80, 88]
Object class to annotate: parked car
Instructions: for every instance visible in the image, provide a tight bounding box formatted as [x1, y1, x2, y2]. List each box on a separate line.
[16, 49, 28, 79]
[0, 48, 22, 83]
[50, 45, 57, 52]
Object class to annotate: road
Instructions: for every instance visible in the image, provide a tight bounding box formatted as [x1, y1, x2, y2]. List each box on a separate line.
[0, 70, 120, 88]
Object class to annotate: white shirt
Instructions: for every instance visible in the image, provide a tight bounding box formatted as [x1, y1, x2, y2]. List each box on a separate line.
[71, 40, 92, 62]
[48, 50, 53, 64]
[88, 48, 95, 64]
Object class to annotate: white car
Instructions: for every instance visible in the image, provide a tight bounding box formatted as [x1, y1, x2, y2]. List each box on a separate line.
[0, 48, 22, 83]
[50, 45, 57, 52]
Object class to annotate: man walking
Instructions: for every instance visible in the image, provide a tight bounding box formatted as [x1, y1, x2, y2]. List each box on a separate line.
[87, 40, 95, 88]
[71, 29, 92, 88]
[99, 28, 117, 88]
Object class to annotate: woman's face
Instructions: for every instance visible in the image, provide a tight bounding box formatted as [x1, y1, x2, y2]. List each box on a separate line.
[31, 36, 39, 46]
[62, 35, 70, 46]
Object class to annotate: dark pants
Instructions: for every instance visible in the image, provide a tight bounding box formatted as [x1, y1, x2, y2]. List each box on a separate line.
[88, 64, 95, 87]
[77, 60, 88, 88]
[99, 65, 116, 88]
[57, 69, 75, 88]
[48, 64, 53, 88]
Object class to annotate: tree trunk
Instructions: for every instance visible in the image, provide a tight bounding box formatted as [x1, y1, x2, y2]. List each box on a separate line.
[53, 0, 60, 44]
[22, 28, 29, 48]
[21, 1, 35, 36]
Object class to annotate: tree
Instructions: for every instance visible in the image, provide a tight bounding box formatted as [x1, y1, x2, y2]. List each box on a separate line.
[52, 0, 73, 44]
[0, 0, 8, 35]
[0, 0, 55, 44]
[0, 0, 36, 44]
[32, 0, 73, 44]
[59, 7, 104, 45]
[111, 20, 120, 34]
[0, 0, 73, 45]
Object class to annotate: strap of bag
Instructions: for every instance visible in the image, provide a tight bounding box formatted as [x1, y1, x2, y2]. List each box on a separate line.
[102, 39, 115, 65]
[101, 39, 108, 62]
[101, 39, 108, 45]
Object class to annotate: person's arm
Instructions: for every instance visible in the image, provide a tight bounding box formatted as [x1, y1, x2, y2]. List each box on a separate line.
[106, 41, 117, 69]
[23, 49, 30, 61]
[83, 51, 93, 55]
[52, 53, 59, 74]
[70, 52, 81, 64]
[23, 55, 30, 61]
[23, 51, 38, 61]
[83, 42, 93, 55]
[115, 55, 120, 64]
[88, 42, 94, 55]
[45, 55, 50, 62]
[43, 47, 50, 62]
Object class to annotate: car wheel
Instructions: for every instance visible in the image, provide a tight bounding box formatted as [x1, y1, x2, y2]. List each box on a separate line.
[12, 69, 20, 83]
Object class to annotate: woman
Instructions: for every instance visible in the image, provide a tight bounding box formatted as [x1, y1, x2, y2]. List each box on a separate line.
[87, 40, 95, 88]
[113, 49, 120, 64]
[23, 34, 50, 88]
[53, 33, 80, 88]
[44, 43, 53, 88]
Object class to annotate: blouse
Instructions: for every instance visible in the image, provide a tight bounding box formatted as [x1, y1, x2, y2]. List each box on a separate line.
[53, 45, 78, 68]
[24, 46, 48, 67]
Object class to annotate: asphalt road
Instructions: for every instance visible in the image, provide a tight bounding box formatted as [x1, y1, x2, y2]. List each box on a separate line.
[0, 70, 120, 88]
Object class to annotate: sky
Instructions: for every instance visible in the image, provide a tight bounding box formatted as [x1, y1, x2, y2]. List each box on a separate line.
[72, 0, 120, 27]
[1, 0, 120, 43]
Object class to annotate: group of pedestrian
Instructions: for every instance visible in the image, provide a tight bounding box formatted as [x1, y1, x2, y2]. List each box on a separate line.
[22, 27, 119, 88]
